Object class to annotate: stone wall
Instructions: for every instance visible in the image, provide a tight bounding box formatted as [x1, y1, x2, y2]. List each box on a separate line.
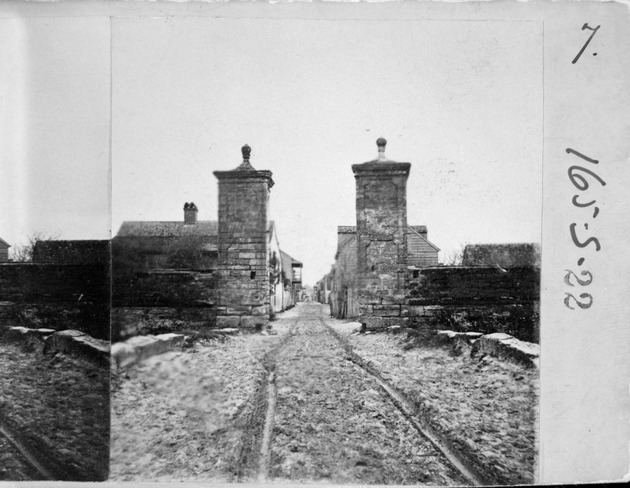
[0, 263, 110, 340]
[32, 240, 111, 265]
[112, 235, 217, 270]
[406, 266, 540, 343]
[112, 307, 216, 342]
[112, 269, 216, 307]
[111, 269, 216, 341]
[462, 243, 541, 268]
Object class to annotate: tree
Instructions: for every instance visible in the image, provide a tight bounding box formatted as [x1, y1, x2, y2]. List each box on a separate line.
[9, 232, 59, 262]
[440, 243, 467, 266]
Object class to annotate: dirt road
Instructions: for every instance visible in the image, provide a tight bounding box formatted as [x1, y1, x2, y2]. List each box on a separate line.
[111, 302, 472, 484]
[267, 303, 467, 485]
[0, 342, 109, 481]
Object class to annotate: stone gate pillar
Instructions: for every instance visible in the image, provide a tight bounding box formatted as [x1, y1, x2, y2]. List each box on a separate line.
[352, 138, 411, 329]
[213, 145, 274, 329]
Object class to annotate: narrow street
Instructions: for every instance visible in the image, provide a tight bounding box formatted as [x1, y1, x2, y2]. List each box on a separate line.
[111, 302, 471, 484]
[267, 303, 467, 485]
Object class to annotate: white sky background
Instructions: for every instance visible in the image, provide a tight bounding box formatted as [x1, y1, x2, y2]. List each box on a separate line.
[0, 17, 111, 248]
[2, 16, 542, 286]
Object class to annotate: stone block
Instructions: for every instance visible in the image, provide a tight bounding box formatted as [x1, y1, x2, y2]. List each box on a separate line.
[241, 290, 266, 306]
[214, 328, 240, 335]
[388, 317, 408, 327]
[5, 326, 55, 351]
[5, 326, 31, 342]
[240, 315, 268, 329]
[361, 316, 385, 330]
[436, 330, 483, 345]
[251, 305, 268, 316]
[45, 330, 110, 365]
[112, 333, 186, 370]
[226, 306, 252, 315]
[36, 328, 57, 338]
[372, 304, 401, 317]
[373, 304, 401, 311]
[216, 316, 241, 328]
[471, 332, 539, 368]
[359, 305, 373, 315]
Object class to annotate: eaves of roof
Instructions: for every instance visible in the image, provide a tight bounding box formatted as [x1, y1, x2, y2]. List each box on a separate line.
[407, 225, 441, 252]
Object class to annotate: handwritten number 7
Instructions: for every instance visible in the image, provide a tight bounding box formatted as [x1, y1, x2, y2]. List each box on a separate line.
[572, 23, 601, 64]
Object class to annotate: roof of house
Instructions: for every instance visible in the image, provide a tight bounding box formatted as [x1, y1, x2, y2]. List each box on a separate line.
[406, 226, 440, 252]
[0, 237, 10, 248]
[336, 225, 440, 253]
[116, 220, 283, 257]
[116, 218, 302, 265]
[117, 220, 219, 238]
[280, 249, 302, 267]
[279, 250, 300, 283]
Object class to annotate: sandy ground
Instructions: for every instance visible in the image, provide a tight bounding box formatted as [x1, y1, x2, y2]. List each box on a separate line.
[330, 319, 538, 485]
[0, 431, 40, 480]
[110, 302, 536, 484]
[110, 311, 297, 482]
[269, 305, 466, 485]
[0, 341, 109, 481]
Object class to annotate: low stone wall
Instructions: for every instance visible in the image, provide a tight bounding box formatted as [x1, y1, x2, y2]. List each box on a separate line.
[112, 306, 216, 342]
[0, 264, 110, 341]
[112, 269, 216, 307]
[4, 326, 109, 366]
[407, 302, 539, 344]
[112, 269, 217, 341]
[436, 330, 539, 368]
[406, 266, 540, 343]
[112, 333, 186, 370]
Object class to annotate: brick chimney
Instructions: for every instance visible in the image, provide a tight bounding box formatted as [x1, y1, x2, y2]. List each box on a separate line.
[184, 202, 198, 225]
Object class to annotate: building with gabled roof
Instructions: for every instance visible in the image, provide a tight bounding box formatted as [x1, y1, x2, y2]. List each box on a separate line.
[321, 223, 439, 318]
[280, 249, 303, 286]
[114, 202, 302, 325]
[0, 237, 10, 263]
[114, 203, 218, 270]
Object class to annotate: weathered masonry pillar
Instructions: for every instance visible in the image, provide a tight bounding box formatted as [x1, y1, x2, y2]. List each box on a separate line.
[352, 138, 411, 329]
[214, 145, 274, 329]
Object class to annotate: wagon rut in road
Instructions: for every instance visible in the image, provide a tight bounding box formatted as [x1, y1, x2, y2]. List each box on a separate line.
[264, 304, 469, 485]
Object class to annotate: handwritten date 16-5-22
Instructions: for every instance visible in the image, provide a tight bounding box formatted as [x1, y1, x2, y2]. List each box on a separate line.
[563, 148, 605, 310]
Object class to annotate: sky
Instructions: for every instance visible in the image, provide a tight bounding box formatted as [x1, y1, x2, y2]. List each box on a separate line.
[2, 14, 542, 286]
